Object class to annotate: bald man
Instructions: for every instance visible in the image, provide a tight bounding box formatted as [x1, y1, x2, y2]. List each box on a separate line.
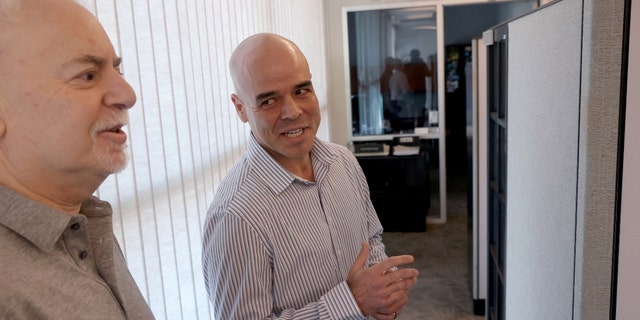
[202, 33, 419, 320]
[0, 0, 154, 318]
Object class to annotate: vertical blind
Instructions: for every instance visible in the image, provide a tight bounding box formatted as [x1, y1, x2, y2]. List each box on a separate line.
[85, 1, 329, 319]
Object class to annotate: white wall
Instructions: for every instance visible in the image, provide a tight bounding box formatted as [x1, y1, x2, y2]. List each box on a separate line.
[616, 0, 640, 317]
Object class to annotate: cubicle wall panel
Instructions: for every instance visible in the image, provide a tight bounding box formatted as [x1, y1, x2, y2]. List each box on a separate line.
[504, 0, 583, 319]
[573, 0, 625, 318]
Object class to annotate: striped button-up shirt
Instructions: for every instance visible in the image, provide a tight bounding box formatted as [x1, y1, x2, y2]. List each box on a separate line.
[202, 135, 387, 319]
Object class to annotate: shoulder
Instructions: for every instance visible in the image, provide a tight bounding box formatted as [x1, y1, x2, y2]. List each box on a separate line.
[314, 139, 355, 162]
[206, 156, 276, 228]
[312, 139, 364, 177]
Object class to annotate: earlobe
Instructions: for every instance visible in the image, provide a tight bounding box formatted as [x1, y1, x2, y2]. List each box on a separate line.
[231, 94, 249, 123]
[0, 120, 6, 138]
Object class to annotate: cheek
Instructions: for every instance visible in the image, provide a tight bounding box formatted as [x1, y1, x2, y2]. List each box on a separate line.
[17, 94, 92, 144]
[252, 110, 282, 130]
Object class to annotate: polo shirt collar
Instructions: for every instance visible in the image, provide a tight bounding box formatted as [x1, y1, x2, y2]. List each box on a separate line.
[0, 185, 107, 253]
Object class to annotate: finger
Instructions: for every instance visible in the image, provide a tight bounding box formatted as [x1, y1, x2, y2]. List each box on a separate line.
[391, 276, 419, 292]
[380, 268, 418, 288]
[373, 311, 397, 320]
[375, 254, 415, 272]
[374, 277, 416, 299]
[387, 268, 419, 281]
[382, 291, 409, 313]
[349, 241, 370, 272]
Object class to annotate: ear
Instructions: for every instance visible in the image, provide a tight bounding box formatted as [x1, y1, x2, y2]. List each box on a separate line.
[231, 93, 249, 123]
[0, 100, 7, 139]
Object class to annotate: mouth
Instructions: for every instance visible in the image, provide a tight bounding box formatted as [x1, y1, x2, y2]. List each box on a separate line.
[95, 123, 128, 144]
[283, 128, 304, 138]
[105, 125, 124, 134]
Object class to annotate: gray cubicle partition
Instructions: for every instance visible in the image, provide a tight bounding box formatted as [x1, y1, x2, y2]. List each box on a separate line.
[490, 0, 627, 318]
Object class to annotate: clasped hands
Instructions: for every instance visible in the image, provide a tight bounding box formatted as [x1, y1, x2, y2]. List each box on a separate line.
[346, 241, 419, 320]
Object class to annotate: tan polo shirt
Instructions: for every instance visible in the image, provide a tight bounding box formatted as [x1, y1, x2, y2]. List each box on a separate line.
[0, 185, 155, 319]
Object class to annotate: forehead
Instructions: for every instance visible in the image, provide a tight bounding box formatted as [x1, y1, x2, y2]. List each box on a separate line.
[2, 0, 115, 63]
[237, 45, 311, 97]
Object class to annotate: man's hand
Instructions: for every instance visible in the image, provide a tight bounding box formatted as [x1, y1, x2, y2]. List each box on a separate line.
[346, 242, 419, 319]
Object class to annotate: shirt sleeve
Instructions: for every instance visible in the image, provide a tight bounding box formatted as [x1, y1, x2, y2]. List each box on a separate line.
[202, 213, 367, 320]
[348, 152, 388, 267]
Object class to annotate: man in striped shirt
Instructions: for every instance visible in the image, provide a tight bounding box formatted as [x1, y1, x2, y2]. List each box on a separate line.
[202, 33, 419, 320]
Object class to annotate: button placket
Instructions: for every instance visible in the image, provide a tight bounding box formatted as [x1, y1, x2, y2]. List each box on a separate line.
[65, 219, 92, 267]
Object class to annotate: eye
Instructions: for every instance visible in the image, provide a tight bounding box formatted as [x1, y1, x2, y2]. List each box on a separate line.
[295, 87, 313, 96]
[259, 98, 276, 107]
[77, 71, 97, 82]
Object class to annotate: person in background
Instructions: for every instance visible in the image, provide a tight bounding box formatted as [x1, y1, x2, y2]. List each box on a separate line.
[0, 0, 154, 318]
[388, 58, 410, 132]
[379, 57, 395, 133]
[202, 33, 419, 320]
[404, 49, 432, 123]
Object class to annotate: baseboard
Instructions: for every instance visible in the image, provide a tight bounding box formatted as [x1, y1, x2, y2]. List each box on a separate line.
[473, 299, 486, 316]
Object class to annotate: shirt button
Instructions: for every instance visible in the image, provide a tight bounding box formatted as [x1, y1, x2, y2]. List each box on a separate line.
[71, 223, 80, 230]
[79, 251, 88, 259]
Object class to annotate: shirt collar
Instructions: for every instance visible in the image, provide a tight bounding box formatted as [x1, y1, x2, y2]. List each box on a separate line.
[246, 134, 338, 194]
[0, 185, 110, 252]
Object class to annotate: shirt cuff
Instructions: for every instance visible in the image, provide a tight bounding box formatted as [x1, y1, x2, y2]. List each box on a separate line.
[321, 281, 367, 320]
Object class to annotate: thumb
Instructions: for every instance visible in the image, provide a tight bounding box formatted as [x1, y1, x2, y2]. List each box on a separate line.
[351, 241, 371, 271]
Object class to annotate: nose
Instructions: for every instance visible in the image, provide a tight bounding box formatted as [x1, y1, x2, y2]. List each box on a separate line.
[104, 70, 137, 110]
[280, 95, 302, 119]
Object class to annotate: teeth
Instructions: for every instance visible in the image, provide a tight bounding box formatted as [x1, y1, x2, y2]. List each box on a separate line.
[285, 129, 303, 137]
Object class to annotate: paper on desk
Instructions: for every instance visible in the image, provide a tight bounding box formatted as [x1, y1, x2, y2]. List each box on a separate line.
[392, 145, 420, 156]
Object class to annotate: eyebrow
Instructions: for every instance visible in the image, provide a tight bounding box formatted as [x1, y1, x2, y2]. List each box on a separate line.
[71, 55, 123, 68]
[254, 80, 313, 103]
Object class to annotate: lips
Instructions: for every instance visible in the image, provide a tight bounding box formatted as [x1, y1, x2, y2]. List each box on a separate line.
[97, 124, 128, 144]
[95, 113, 129, 144]
[106, 126, 123, 133]
[283, 128, 304, 138]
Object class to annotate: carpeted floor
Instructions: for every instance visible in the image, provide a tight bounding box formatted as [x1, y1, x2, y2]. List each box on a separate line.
[381, 172, 485, 320]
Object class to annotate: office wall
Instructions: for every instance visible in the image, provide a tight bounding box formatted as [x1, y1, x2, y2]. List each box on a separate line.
[504, 0, 626, 318]
[444, 2, 535, 46]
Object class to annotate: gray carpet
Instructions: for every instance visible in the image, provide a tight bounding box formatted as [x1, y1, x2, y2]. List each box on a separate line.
[381, 173, 485, 320]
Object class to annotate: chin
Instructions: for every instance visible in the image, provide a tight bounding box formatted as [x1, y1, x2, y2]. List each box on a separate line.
[110, 161, 128, 174]
[96, 150, 129, 174]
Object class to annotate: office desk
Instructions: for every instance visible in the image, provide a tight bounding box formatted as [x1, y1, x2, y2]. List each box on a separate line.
[356, 144, 430, 232]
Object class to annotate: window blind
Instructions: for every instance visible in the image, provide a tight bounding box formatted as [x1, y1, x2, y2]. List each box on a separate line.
[87, 1, 328, 319]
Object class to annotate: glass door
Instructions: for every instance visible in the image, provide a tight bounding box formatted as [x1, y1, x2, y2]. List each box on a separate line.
[346, 6, 439, 137]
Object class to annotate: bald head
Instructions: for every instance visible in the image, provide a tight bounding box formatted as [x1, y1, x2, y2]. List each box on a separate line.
[0, 0, 21, 43]
[0, 0, 86, 54]
[0, 0, 83, 25]
[229, 33, 310, 98]
[227, 33, 320, 170]
[0, 0, 20, 16]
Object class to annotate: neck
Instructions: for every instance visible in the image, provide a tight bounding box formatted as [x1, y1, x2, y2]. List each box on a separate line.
[273, 152, 315, 182]
[0, 167, 103, 215]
